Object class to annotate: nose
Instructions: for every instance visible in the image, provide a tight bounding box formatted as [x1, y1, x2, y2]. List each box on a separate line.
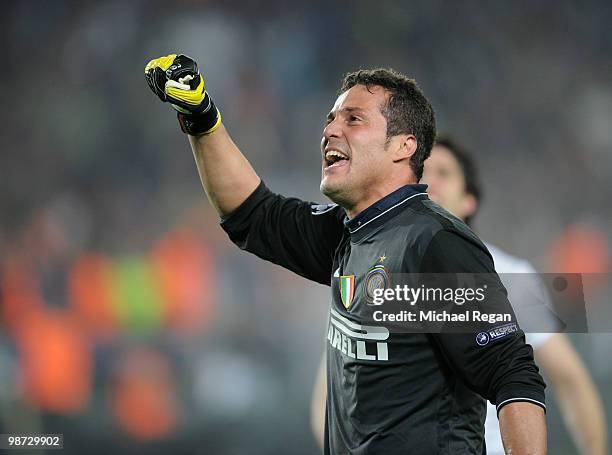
[323, 117, 343, 142]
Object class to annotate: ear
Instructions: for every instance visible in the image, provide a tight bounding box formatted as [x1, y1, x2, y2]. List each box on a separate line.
[460, 193, 478, 219]
[391, 134, 417, 163]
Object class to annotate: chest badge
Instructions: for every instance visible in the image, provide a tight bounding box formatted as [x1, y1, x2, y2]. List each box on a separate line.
[364, 264, 391, 305]
[339, 275, 355, 309]
[364, 254, 391, 305]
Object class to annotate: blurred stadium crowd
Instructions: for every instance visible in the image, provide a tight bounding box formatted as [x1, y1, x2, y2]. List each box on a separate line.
[1, 1, 611, 453]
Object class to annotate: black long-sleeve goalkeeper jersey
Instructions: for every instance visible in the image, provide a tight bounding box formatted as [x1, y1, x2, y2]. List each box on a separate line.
[221, 181, 546, 455]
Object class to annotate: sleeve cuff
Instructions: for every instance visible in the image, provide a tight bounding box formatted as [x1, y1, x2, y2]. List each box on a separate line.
[496, 396, 546, 416]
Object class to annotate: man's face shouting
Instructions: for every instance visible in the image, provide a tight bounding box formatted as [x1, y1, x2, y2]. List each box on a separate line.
[320, 84, 392, 213]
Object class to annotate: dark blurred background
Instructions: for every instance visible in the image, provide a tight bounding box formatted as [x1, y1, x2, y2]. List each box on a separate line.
[1, 1, 611, 454]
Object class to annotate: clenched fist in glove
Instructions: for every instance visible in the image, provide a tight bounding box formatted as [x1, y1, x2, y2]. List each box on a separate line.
[144, 53, 222, 136]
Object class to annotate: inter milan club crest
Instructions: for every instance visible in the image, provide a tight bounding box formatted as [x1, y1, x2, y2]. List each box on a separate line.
[339, 275, 355, 309]
[364, 264, 391, 305]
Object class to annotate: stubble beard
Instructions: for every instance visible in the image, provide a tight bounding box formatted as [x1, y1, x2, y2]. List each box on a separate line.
[320, 175, 355, 210]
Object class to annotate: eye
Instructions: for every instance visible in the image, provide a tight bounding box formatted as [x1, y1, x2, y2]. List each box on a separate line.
[348, 115, 361, 123]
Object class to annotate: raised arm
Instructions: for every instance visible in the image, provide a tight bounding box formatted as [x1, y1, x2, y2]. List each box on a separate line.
[144, 54, 260, 217]
[188, 125, 260, 217]
[144, 53, 346, 285]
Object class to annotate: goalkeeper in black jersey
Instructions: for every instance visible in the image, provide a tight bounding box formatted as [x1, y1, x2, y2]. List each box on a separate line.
[145, 54, 547, 454]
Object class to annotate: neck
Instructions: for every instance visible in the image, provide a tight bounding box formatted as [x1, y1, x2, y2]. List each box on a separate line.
[345, 180, 417, 219]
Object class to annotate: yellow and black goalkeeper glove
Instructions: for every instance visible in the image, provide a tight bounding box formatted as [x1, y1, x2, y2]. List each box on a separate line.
[144, 53, 222, 136]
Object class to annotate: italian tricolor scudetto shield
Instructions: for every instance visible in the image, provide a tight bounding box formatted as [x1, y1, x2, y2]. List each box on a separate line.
[339, 275, 355, 309]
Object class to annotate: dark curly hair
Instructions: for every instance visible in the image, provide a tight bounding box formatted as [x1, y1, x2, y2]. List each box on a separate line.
[340, 68, 436, 181]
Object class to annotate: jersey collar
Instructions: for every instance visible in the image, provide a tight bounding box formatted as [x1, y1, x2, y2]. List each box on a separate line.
[344, 184, 428, 235]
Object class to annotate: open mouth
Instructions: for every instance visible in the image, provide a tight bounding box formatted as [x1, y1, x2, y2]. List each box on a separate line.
[324, 149, 349, 169]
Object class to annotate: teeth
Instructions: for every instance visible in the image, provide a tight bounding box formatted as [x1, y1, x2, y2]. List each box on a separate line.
[325, 150, 348, 161]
